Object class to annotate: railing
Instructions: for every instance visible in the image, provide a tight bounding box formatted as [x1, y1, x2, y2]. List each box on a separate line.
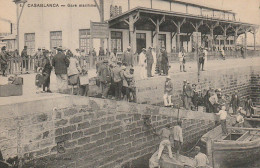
[1, 50, 259, 75]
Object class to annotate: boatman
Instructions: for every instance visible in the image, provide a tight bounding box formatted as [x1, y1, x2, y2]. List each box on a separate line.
[173, 120, 183, 159]
[216, 106, 228, 135]
[194, 146, 209, 168]
[156, 124, 173, 160]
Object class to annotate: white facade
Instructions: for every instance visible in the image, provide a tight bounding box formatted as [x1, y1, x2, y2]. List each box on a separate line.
[18, 0, 236, 55]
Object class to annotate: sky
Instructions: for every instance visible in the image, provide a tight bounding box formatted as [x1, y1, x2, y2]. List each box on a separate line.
[0, 0, 259, 42]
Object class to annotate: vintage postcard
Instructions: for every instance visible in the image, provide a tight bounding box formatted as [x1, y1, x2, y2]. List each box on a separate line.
[0, 0, 259, 168]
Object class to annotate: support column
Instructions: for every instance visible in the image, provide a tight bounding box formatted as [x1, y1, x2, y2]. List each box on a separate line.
[155, 18, 160, 53]
[176, 23, 181, 52]
[223, 28, 227, 50]
[253, 29, 256, 51]
[234, 28, 238, 48]
[129, 14, 136, 54]
[245, 30, 247, 58]
[209, 27, 214, 51]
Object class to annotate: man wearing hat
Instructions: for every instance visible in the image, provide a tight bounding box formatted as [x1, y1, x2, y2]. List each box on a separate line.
[122, 46, 134, 67]
[34, 48, 43, 72]
[230, 90, 240, 114]
[146, 47, 154, 77]
[138, 48, 146, 79]
[161, 47, 168, 75]
[183, 80, 193, 110]
[198, 47, 205, 71]
[52, 47, 70, 93]
[0, 46, 8, 76]
[163, 76, 173, 107]
[194, 146, 209, 168]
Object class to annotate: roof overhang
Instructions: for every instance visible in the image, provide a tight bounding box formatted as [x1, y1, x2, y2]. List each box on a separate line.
[107, 7, 259, 36]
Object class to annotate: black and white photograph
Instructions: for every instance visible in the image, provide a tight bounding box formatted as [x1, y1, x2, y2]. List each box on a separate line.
[0, 0, 260, 167]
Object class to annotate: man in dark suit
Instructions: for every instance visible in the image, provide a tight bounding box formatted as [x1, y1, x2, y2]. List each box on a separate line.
[52, 47, 70, 93]
[146, 47, 154, 77]
[230, 91, 240, 114]
[161, 47, 168, 75]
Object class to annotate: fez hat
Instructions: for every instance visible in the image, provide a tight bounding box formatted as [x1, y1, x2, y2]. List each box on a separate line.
[195, 146, 200, 152]
[1, 46, 6, 50]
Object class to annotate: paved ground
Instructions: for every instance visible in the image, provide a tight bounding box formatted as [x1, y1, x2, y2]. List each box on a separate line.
[0, 56, 259, 105]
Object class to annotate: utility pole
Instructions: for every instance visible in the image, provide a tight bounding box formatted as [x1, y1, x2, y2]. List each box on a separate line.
[13, 0, 27, 53]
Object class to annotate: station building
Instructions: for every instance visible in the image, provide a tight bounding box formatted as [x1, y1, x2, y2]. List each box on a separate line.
[18, 0, 258, 55]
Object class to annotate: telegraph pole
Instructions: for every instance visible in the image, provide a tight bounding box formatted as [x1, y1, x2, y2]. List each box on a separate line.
[13, 0, 27, 53]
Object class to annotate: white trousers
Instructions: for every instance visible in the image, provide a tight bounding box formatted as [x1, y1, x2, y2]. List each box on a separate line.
[140, 66, 147, 79]
[158, 139, 173, 160]
[152, 63, 156, 76]
[163, 93, 173, 106]
[56, 74, 68, 93]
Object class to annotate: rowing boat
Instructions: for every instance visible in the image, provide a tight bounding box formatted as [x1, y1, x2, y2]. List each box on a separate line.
[201, 125, 260, 168]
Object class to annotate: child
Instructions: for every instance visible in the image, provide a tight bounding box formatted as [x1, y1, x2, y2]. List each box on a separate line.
[216, 106, 228, 135]
[79, 66, 89, 96]
[35, 67, 44, 94]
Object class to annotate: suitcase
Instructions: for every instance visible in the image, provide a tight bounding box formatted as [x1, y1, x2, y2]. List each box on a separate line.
[0, 84, 23, 97]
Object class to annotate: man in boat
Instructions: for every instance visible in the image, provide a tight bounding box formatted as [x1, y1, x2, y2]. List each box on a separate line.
[173, 120, 183, 159]
[244, 96, 254, 118]
[216, 106, 228, 135]
[230, 91, 240, 114]
[156, 124, 173, 160]
[235, 110, 245, 127]
[194, 146, 209, 168]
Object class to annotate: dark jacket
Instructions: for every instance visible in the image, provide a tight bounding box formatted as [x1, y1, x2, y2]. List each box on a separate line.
[21, 49, 28, 58]
[99, 64, 111, 83]
[146, 50, 154, 64]
[42, 58, 52, 75]
[183, 84, 193, 97]
[52, 52, 70, 74]
[122, 51, 134, 66]
[230, 94, 240, 107]
[0, 51, 8, 64]
[161, 50, 168, 64]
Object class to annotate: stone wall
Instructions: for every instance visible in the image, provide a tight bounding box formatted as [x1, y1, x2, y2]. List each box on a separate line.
[0, 96, 215, 168]
[136, 65, 260, 106]
[250, 66, 260, 105]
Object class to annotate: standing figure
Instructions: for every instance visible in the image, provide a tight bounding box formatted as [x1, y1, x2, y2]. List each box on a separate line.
[98, 60, 111, 98]
[34, 48, 42, 72]
[157, 49, 162, 75]
[42, 56, 52, 93]
[21, 46, 28, 72]
[52, 47, 70, 93]
[156, 124, 173, 160]
[198, 47, 205, 71]
[122, 46, 134, 67]
[112, 62, 124, 100]
[109, 48, 117, 64]
[0, 46, 8, 76]
[151, 47, 157, 76]
[194, 146, 209, 168]
[146, 47, 154, 77]
[220, 48, 225, 60]
[230, 91, 240, 114]
[138, 48, 147, 79]
[161, 47, 168, 75]
[209, 89, 219, 113]
[244, 97, 254, 117]
[79, 66, 89, 96]
[192, 84, 199, 111]
[178, 50, 186, 72]
[241, 47, 245, 59]
[173, 121, 183, 159]
[203, 48, 208, 69]
[216, 106, 228, 135]
[68, 53, 81, 94]
[163, 76, 173, 107]
[183, 80, 193, 110]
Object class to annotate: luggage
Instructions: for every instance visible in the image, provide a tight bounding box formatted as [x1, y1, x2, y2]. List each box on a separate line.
[0, 84, 23, 97]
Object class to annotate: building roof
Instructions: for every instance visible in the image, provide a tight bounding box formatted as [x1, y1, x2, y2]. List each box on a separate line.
[107, 6, 258, 27]
[164, 0, 235, 14]
[1, 34, 16, 40]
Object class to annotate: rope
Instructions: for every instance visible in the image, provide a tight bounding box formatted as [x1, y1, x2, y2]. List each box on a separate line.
[182, 137, 201, 154]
